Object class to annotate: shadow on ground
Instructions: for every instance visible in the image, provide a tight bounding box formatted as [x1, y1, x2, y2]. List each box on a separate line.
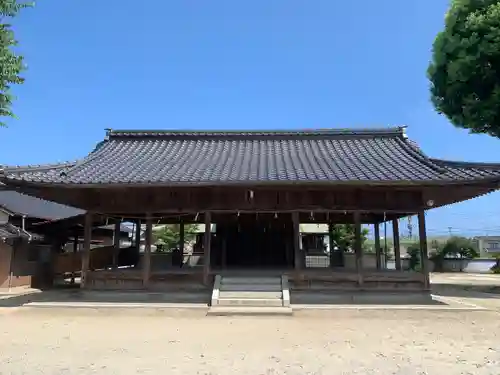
[432, 284, 500, 299]
[290, 291, 444, 305]
[0, 289, 212, 308]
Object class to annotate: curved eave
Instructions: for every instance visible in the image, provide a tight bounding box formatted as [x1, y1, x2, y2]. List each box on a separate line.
[430, 158, 500, 170]
[0, 161, 77, 174]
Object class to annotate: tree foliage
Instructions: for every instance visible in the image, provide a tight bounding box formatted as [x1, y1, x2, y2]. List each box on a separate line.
[430, 236, 479, 271]
[328, 224, 369, 252]
[153, 224, 198, 252]
[428, 0, 500, 137]
[0, 0, 31, 126]
[407, 242, 421, 270]
[492, 255, 500, 273]
[440, 236, 479, 259]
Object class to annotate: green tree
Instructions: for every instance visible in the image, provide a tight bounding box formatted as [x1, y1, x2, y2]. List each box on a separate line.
[328, 224, 369, 252]
[492, 255, 500, 273]
[153, 224, 198, 252]
[431, 236, 478, 271]
[407, 242, 421, 271]
[441, 236, 479, 259]
[0, 0, 31, 126]
[428, 0, 500, 137]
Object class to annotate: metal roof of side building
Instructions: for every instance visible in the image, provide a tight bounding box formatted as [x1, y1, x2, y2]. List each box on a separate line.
[0, 188, 84, 220]
[1, 126, 500, 186]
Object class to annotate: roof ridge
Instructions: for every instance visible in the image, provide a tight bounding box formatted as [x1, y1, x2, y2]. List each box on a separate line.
[107, 126, 406, 138]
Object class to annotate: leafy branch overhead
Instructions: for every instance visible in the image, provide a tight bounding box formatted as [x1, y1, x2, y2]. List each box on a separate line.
[0, 0, 31, 126]
[428, 0, 500, 137]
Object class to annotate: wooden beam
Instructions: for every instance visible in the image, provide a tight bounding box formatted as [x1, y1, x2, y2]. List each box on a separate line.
[354, 211, 363, 286]
[203, 212, 212, 285]
[292, 212, 301, 273]
[143, 216, 152, 288]
[374, 223, 381, 270]
[112, 221, 120, 269]
[73, 185, 426, 214]
[393, 219, 401, 270]
[80, 211, 92, 289]
[418, 210, 430, 289]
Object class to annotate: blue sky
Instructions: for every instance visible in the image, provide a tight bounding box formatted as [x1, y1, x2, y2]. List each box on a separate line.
[3, 0, 500, 237]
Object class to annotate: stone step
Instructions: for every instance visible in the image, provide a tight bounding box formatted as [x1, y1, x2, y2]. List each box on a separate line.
[218, 291, 282, 299]
[219, 284, 282, 292]
[217, 298, 283, 307]
[207, 306, 293, 316]
[221, 277, 282, 285]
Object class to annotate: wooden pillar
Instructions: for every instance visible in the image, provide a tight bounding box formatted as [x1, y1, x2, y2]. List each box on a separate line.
[353, 211, 363, 286]
[418, 210, 430, 289]
[328, 223, 335, 268]
[221, 237, 227, 269]
[135, 219, 141, 250]
[292, 212, 301, 273]
[112, 221, 120, 269]
[203, 212, 212, 285]
[374, 223, 381, 270]
[392, 219, 401, 271]
[179, 220, 185, 268]
[179, 220, 185, 254]
[81, 211, 92, 289]
[71, 230, 78, 284]
[142, 216, 152, 288]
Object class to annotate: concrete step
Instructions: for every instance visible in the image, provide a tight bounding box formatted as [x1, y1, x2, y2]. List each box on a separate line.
[221, 277, 282, 285]
[218, 291, 282, 299]
[217, 298, 283, 307]
[219, 284, 282, 292]
[207, 306, 293, 316]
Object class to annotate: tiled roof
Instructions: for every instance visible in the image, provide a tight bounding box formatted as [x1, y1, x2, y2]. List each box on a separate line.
[2, 127, 500, 186]
[0, 223, 31, 240]
[0, 185, 84, 220]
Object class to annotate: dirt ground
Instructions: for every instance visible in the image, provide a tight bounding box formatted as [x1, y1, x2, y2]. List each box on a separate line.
[0, 307, 499, 375]
[431, 273, 500, 294]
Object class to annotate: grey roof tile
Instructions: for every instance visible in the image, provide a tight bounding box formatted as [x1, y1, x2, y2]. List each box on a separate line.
[2, 127, 500, 185]
[0, 184, 84, 220]
[0, 223, 32, 240]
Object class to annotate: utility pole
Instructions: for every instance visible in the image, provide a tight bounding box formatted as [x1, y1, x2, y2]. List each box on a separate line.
[448, 226, 452, 237]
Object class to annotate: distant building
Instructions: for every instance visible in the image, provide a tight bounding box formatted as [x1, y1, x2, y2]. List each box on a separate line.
[474, 236, 500, 258]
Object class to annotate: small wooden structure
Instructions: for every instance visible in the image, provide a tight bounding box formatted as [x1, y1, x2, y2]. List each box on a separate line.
[0, 188, 132, 289]
[2, 127, 500, 291]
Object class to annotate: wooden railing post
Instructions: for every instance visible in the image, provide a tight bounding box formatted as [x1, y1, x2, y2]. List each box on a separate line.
[81, 211, 92, 289]
[354, 211, 363, 287]
[292, 212, 301, 274]
[393, 219, 401, 270]
[374, 223, 381, 270]
[418, 210, 430, 289]
[203, 212, 212, 285]
[112, 221, 120, 269]
[143, 216, 152, 288]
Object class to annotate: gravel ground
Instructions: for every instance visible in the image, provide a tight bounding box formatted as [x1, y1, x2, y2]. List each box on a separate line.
[0, 308, 499, 375]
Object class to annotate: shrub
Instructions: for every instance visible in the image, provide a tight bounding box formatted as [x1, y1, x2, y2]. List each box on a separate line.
[492, 256, 500, 274]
